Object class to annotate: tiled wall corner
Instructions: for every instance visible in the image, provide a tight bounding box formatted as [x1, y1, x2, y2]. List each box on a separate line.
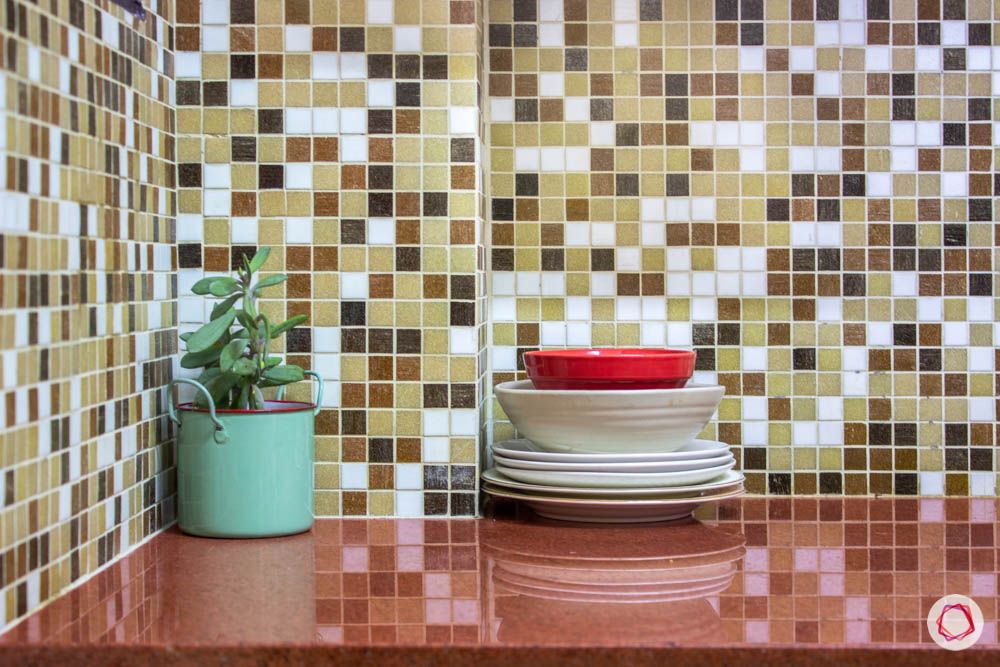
[0, 0, 177, 629]
[486, 0, 999, 495]
[3, 0, 1000, 638]
[174, 0, 487, 518]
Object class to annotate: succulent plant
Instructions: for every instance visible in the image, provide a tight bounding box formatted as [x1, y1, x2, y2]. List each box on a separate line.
[180, 247, 307, 410]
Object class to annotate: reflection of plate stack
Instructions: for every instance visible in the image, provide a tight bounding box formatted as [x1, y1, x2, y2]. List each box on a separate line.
[481, 519, 746, 646]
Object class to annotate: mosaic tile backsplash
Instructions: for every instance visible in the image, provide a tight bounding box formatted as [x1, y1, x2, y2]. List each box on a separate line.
[486, 0, 999, 497]
[172, 0, 488, 520]
[0, 0, 177, 631]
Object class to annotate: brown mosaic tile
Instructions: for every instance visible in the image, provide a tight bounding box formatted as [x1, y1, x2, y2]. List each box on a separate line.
[1, 0, 176, 632]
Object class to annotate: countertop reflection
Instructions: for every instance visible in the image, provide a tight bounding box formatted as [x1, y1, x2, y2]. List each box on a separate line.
[1, 497, 998, 660]
[481, 505, 745, 646]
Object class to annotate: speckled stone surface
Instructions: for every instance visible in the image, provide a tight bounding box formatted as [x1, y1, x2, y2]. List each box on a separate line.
[1, 497, 997, 666]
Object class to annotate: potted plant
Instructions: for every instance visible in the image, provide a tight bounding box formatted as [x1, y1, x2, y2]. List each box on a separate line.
[168, 247, 322, 538]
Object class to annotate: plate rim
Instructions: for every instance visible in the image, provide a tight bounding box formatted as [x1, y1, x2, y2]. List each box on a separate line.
[495, 460, 736, 488]
[492, 438, 732, 463]
[481, 468, 745, 497]
[492, 452, 736, 472]
[482, 483, 745, 506]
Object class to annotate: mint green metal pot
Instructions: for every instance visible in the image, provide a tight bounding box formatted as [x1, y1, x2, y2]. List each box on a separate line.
[168, 372, 323, 538]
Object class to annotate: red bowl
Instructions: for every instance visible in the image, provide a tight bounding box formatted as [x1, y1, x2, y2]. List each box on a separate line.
[524, 348, 697, 390]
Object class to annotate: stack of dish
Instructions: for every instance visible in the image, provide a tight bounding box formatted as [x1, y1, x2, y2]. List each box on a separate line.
[484, 349, 742, 523]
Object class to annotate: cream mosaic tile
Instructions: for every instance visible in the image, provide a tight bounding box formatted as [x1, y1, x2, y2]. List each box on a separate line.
[0, 0, 177, 631]
[486, 0, 999, 496]
[174, 0, 489, 518]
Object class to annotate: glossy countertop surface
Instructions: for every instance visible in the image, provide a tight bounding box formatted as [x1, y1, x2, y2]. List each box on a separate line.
[1, 497, 998, 663]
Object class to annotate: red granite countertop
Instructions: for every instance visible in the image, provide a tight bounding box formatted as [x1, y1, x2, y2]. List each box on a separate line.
[1, 497, 998, 666]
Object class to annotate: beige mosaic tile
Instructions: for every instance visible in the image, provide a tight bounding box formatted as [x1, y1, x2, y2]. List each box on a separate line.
[0, 0, 177, 631]
[174, 0, 489, 518]
[486, 0, 999, 496]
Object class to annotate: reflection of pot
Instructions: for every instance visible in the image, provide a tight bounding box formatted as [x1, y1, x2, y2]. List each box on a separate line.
[481, 517, 745, 646]
[158, 528, 317, 644]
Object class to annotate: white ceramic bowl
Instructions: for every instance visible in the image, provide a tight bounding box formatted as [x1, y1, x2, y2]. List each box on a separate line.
[494, 380, 724, 453]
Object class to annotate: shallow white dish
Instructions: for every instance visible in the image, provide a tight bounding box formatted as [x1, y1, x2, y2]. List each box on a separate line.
[496, 460, 734, 489]
[492, 438, 731, 464]
[493, 452, 734, 474]
[482, 483, 744, 523]
[495, 380, 724, 453]
[482, 468, 744, 498]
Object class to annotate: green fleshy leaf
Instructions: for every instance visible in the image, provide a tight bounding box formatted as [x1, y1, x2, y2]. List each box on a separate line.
[196, 367, 221, 383]
[186, 310, 236, 353]
[237, 384, 250, 410]
[248, 247, 270, 273]
[209, 277, 240, 297]
[264, 356, 282, 368]
[260, 315, 271, 367]
[210, 293, 242, 320]
[269, 314, 308, 339]
[192, 368, 221, 407]
[204, 371, 241, 407]
[191, 277, 218, 295]
[253, 274, 287, 295]
[262, 364, 305, 385]
[231, 358, 257, 377]
[179, 332, 194, 343]
[251, 386, 265, 410]
[219, 338, 247, 372]
[235, 310, 256, 332]
[180, 346, 222, 369]
[242, 293, 258, 319]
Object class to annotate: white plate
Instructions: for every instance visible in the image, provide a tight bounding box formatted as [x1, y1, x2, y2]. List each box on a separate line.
[482, 468, 744, 498]
[492, 438, 731, 464]
[482, 484, 744, 523]
[493, 452, 734, 474]
[495, 380, 724, 454]
[496, 460, 734, 489]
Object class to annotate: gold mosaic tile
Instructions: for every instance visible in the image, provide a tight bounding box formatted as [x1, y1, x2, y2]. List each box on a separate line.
[487, 0, 999, 497]
[0, 0, 176, 632]
[175, 0, 488, 521]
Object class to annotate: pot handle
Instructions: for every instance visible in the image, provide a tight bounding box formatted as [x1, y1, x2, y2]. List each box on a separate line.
[167, 378, 230, 445]
[275, 371, 324, 416]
